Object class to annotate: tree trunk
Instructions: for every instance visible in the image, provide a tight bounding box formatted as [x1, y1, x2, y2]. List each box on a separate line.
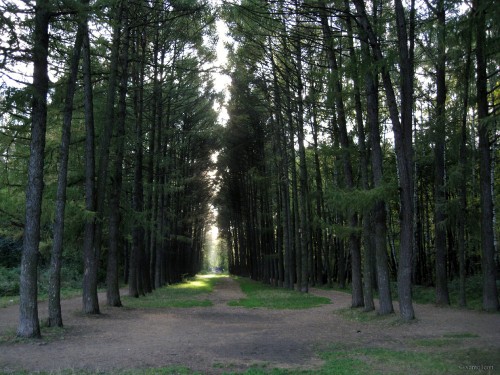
[474, 0, 499, 312]
[345, 2, 374, 311]
[433, 0, 450, 306]
[48, 23, 84, 328]
[81, 10, 97, 315]
[319, 6, 363, 307]
[458, 20, 473, 308]
[106, 20, 130, 307]
[81, 20, 101, 315]
[17, 0, 50, 338]
[353, 0, 416, 320]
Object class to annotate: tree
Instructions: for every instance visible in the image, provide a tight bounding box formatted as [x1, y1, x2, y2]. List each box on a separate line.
[48, 16, 85, 327]
[474, 0, 499, 312]
[17, 0, 51, 338]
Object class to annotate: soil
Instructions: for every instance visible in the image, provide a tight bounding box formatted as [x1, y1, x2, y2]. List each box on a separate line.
[0, 277, 499, 374]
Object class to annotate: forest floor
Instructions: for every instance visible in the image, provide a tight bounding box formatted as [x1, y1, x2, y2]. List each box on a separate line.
[0, 276, 499, 374]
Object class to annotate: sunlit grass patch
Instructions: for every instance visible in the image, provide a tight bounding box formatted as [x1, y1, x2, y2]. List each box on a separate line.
[228, 278, 330, 309]
[122, 275, 223, 309]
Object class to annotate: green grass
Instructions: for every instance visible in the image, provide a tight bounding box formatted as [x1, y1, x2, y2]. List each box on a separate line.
[443, 332, 480, 338]
[122, 274, 222, 309]
[228, 278, 330, 309]
[0, 324, 67, 345]
[218, 345, 500, 375]
[3, 345, 497, 375]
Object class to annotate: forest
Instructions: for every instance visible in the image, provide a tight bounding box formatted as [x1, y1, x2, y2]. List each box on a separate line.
[0, 0, 498, 340]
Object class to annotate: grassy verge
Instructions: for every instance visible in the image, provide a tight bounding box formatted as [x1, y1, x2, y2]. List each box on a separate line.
[216, 343, 499, 375]
[3, 341, 497, 375]
[228, 277, 330, 309]
[122, 274, 223, 309]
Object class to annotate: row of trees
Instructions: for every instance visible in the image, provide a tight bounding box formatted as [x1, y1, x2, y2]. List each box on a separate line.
[1, 0, 220, 337]
[215, 0, 499, 320]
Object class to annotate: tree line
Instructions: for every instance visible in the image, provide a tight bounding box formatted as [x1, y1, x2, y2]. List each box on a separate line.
[215, 0, 499, 321]
[1, 0, 220, 338]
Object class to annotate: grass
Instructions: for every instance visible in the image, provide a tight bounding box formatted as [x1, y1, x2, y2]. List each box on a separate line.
[121, 274, 222, 309]
[0, 324, 67, 345]
[3, 340, 497, 375]
[334, 307, 403, 325]
[228, 277, 330, 309]
[217, 344, 500, 375]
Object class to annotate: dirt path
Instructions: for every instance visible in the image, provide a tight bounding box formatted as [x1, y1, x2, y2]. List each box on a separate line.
[1, 278, 499, 374]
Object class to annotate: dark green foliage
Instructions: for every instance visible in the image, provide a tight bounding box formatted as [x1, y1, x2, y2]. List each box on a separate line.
[0, 266, 20, 296]
[0, 237, 21, 268]
[0, 265, 82, 297]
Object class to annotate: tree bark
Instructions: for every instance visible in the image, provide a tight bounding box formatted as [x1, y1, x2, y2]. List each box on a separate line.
[474, 0, 499, 312]
[17, 0, 50, 338]
[48, 22, 84, 328]
[81, 8, 97, 315]
[107, 19, 130, 307]
[83, 2, 124, 313]
[353, 0, 416, 320]
[433, 0, 450, 306]
[319, 5, 363, 307]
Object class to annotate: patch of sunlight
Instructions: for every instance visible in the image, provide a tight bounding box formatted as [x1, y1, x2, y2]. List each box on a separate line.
[176, 280, 207, 290]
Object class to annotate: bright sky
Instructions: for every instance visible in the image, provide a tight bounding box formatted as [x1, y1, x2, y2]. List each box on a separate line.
[212, 19, 232, 125]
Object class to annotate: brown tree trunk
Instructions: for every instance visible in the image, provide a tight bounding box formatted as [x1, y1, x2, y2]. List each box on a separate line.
[353, 0, 416, 320]
[433, 0, 450, 306]
[81, 8, 97, 315]
[474, 0, 499, 312]
[319, 5, 363, 307]
[106, 20, 130, 307]
[17, 0, 50, 338]
[48, 22, 84, 327]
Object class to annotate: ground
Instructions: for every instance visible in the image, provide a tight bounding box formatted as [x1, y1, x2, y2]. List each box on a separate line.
[0, 277, 499, 374]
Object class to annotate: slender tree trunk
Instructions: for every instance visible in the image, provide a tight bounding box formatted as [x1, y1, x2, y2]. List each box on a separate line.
[353, 0, 416, 320]
[433, 0, 450, 306]
[83, 3, 124, 314]
[81, 9, 97, 315]
[130, 27, 147, 297]
[17, 0, 50, 338]
[81, 20, 101, 315]
[474, 0, 499, 312]
[362, 34, 394, 314]
[458, 22, 473, 307]
[106, 21, 130, 307]
[345, 2, 374, 311]
[319, 6, 363, 306]
[48, 23, 84, 327]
